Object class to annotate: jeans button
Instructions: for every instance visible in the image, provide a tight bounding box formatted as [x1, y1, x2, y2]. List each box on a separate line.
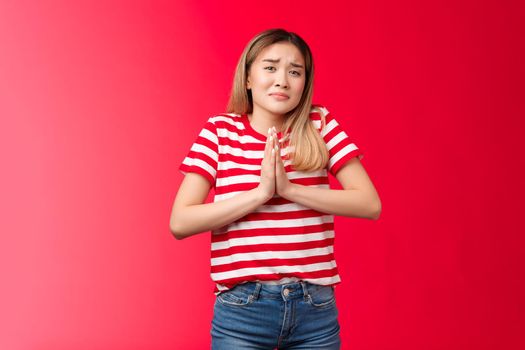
[283, 288, 290, 296]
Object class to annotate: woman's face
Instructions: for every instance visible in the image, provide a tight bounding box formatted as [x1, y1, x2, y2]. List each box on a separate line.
[246, 42, 306, 117]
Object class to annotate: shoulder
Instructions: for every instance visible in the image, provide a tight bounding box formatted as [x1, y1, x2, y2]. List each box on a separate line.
[203, 112, 244, 129]
[310, 104, 330, 118]
[309, 103, 333, 133]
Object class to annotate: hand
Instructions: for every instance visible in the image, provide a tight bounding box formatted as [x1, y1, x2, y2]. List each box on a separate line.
[256, 127, 277, 202]
[272, 127, 294, 199]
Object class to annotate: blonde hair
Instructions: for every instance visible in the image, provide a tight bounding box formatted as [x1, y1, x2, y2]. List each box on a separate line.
[226, 28, 329, 172]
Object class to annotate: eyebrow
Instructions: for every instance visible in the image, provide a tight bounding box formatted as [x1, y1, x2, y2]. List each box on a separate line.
[262, 58, 304, 69]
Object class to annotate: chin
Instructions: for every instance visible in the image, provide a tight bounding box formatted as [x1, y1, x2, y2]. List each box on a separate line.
[270, 107, 291, 115]
[268, 103, 300, 115]
[254, 99, 300, 115]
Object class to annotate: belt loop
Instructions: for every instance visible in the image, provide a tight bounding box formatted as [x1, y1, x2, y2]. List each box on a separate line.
[300, 281, 309, 301]
[252, 282, 262, 300]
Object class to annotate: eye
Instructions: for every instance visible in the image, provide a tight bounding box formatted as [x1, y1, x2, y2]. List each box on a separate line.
[290, 70, 301, 76]
[264, 66, 276, 71]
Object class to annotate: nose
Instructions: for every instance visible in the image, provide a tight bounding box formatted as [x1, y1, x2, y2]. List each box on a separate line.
[275, 70, 289, 89]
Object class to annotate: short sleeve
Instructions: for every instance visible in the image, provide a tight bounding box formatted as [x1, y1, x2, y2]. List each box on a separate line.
[318, 106, 364, 176]
[178, 118, 219, 187]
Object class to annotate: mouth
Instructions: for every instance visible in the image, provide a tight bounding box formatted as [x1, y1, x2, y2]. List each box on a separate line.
[269, 93, 290, 100]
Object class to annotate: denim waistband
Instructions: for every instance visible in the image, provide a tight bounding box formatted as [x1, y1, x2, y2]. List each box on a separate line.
[232, 281, 333, 301]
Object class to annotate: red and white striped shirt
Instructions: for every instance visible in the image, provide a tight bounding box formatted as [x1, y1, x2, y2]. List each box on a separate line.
[179, 104, 364, 295]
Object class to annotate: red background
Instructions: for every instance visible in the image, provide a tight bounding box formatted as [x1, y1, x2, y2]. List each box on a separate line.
[1, 1, 524, 349]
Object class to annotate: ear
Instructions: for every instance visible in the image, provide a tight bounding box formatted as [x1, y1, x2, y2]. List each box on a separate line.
[246, 77, 251, 90]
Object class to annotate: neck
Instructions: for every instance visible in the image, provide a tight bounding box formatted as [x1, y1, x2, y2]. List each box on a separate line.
[248, 106, 285, 134]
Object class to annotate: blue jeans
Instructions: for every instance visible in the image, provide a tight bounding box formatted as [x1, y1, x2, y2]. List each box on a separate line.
[211, 281, 341, 349]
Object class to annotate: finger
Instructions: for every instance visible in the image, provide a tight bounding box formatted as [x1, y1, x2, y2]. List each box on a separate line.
[274, 145, 280, 174]
[271, 144, 276, 168]
[271, 137, 276, 167]
[271, 128, 278, 149]
[265, 127, 272, 158]
[275, 144, 282, 168]
[274, 144, 279, 169]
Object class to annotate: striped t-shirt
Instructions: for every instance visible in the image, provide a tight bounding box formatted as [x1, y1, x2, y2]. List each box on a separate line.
[179, 104, 364, 295]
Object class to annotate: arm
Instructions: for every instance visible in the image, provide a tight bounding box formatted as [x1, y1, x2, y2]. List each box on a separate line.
[169, 173, 270, 240]
[171, 128, 277, 240]
[281, 157, 382, 220]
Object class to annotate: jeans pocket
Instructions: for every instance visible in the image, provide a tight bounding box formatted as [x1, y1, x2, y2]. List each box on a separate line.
[216, 285, 255, 307]
[306, 285, 336, 308]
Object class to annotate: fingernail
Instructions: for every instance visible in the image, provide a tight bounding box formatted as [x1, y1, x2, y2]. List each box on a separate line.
[268, 128, 271, 134]
[271, 148, 275, 154]
[269, 136, 273, 142]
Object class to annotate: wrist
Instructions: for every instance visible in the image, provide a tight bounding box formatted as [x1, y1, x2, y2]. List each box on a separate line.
[253, 186, 273, 204]
[280, 183, 298, 201]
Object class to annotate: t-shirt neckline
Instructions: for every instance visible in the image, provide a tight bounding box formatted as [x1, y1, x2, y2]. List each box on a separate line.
[241, 113, 283, 142]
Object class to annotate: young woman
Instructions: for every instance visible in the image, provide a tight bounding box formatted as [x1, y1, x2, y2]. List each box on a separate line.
[170, 28, 381, 349]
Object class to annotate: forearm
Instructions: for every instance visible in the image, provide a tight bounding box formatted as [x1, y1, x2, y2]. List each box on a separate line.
[283, 183, 381, 219]
[172, 188, 269, 239]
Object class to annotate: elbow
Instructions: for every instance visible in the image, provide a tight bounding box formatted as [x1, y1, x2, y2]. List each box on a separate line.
[369, 199, 382, 220]
[170, 206, 192, 240]
[170, 218, 187, 240]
